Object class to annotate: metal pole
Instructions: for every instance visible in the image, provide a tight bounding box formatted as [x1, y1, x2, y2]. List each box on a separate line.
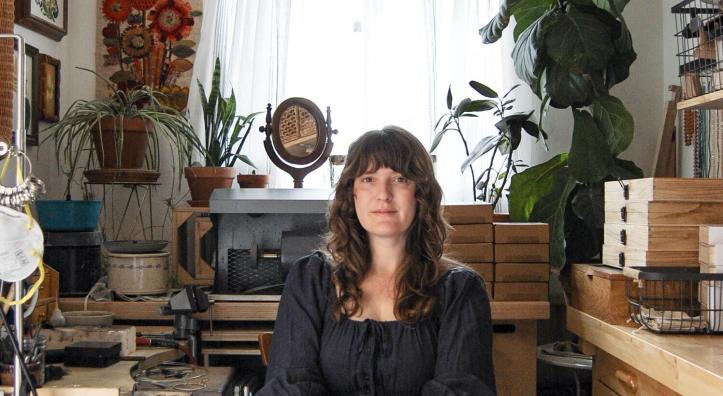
[0, 33, 27, 396]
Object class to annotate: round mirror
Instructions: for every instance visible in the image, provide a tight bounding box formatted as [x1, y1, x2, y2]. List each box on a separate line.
[271, 98, 328, 166]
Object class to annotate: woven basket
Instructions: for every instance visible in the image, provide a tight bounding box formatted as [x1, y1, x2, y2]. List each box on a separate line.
[0, 1, 14, 146]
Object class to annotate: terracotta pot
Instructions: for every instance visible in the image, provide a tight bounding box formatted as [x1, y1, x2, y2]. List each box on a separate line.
[184, 166, 236, 207]
[91, 117, 153, 169]
[237, 174, 269, 188]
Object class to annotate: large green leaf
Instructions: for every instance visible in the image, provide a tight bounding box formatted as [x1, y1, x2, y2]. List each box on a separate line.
[544, 63, 593, 108]
[460, 135, 501, 172]
[469, 81, 499, 98]
[511, 10, 549, 85]
[466, 100, 497, 112]
[606, 22, 636, 88]
[609, 157, 644, 180]
[479, 0, 516, 44]
[592, 95, 633, 156]
[592, 0, 629, 18]
[544, 5, 614, 73]
[529, 167, 577, 271]
[569, 109, 612, 183]
[571, 182, 604, 229]
[508, 153, 568, 221]
[510, 0, 555, 40]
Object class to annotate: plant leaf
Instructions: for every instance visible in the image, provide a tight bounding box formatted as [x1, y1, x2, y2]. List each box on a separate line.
[479, 0, 514, 44]
[569, 109, 612, 183]
[510, 0, 555, 40]
[592, 94, 633, 156]
[545, 62, 593, 108]
[571, 182, 604, 229]
[592, 0, 629, 18]
[466, 100, 497, 112]
[446, 86, 453, 110]
[529, 166, 577, 272]
[460, 135, 501, 172]
[454, 98, 472, 117]
[544, 5, 614, 73]
[508, 152, 568, 221]
[609, 157, 643, 180]
[606, 21, 636, 88]
[511, 11, 548, 85]
[430, 128, 453, 152]
[469, 81, 499, 98]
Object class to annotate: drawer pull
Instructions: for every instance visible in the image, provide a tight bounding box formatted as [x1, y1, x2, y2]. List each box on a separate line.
[619, 207, 627, 222]
[614, 369, 638, 392]
[618, 252, 625, 267]
[622, 184, 629, 200]
[620, 229, 627, 245]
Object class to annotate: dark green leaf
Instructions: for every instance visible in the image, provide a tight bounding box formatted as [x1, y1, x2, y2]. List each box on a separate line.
[469, 81, 499, 98]
[510, 123, 522, 150]
[592, 0, 629, 17]
[510, 0, 555, 40]
[512, 10, 549, 85]
[191, 10, 203, 17]
[508, 153, 568, 220]
[430, 129, 454, 152]
[460, 135, 501, 172]
[446, 86, 453, 110]
[502, 84, 521, 99]
[171, 45, 196, 58]
[175, 39, 197, 48]
[544, 5, 614, 73]
[569, 109, 612, 183]
[592, 95, 633, 156]
[454, 98, 472, 117]
[465, 100, 497, 112]
[545, 62, 593, 108]
[521, 120, 540, 139]
[529, 167, 577, 271]
[609, 158, 643, 180]
[501, 98, 516, 107]
[571, 182, 604, 229]
[606, 21, 636, 88]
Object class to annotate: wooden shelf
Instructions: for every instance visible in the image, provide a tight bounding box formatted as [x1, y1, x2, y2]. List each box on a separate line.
[60, 298, 549, 322]
[567, 306, 723, 395]
[677, 89, 723, 110]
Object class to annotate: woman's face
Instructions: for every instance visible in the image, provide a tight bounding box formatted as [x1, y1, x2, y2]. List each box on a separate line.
[353, 166, 417, 242]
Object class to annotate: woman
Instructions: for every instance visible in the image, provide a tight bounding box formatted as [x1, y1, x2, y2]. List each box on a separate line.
[259, 126, 496, 395]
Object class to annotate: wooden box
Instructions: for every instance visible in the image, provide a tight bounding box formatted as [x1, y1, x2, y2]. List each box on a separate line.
[700, 225, 723, 245]
[442, 203, 493, 224]
[493, 282, 548, 301]
[495, 263, 549, 282]
[698, 242, 723, 266]
[494, 243, 549, 263]
[493, 222, 549, 243]
[605, 178, 723, 202]
[602, 244, 699, 268]
[570, 263, 631, 326]
[448, 223, 493, 244]
[27, 265, 60, 326]
[172, 206, 215, 286]
[605, 201, 723, 225]
[594, 350, 678, 395]
[466, 262, 494, 282]
[40, 325, 137, 357]
[604, 223, 699, 251]
[444, 243, 493, 262]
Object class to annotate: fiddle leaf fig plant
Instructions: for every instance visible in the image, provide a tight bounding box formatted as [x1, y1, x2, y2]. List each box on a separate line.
[480, 0, 642, 272]
[430, 81, 547, 206]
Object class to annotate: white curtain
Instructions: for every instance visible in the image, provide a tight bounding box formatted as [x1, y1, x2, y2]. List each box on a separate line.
[191, 0, 506, 202]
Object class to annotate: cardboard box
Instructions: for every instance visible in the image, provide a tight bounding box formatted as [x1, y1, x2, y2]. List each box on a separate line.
[443, 203, 493, 224]
[445, 243, 494, 262]
[448, 223, 493, 244]
[493, 282, 548, 301]
[494, 243, 549, 263]
[493, 222, 549, 244]
[466, 262, 494, 282]
[570, 264, 631, 326]
[495, 263, 549, 282]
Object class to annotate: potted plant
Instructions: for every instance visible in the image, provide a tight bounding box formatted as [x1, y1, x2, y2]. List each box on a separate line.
[479, 0, 642, 273]
[431, 81, 547, 207]
[185, 58, 264, 207]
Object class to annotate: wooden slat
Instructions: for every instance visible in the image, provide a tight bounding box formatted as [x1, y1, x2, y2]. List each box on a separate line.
[677, 89, 723, 110]
[605, 201, 723, 225]
[604, 223, 699, 251]
[606, 178, 723, 201]
[203, 347, 259, 356]
[567, 307, 723, 395]
[493, 222, 549, 243]
[494, 243, 549, 263]
[602, 244, 699, 267]
[448, 223, 493, 244]
[203, 328, 272, 342]
[442, 203, 493, 224]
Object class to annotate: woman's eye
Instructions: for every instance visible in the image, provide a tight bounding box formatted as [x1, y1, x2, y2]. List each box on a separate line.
[394, 176, 408, 183]
[361, 176, 373, 183]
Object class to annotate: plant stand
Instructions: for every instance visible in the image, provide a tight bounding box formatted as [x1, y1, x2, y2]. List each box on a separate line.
[85, 181, 160, 241]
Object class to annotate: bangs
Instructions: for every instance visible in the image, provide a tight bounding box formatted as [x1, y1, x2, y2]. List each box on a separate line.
[347, 130, 417, 179]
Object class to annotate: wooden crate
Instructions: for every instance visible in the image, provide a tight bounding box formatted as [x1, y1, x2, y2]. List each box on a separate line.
[698, 242, 723, 266]
[494, 263, 549, 282]
[493, 223, 549, 244]
[444, 243, 493, 262]
[494, 243, 549, 263]
[604, 223, 699, 251]
[466, 262, 494, 282]
[602, 244, 699, 268]
[442, 203, 493, 224]
[605, 178, 723, 202]
[570, 263, 631, 326]
[448, 223, 493, 244]
[171, 206, 215, 286]
[27, 264, 59, 326]
[493, 282, 548, 301]
[605, 201, 723, 225]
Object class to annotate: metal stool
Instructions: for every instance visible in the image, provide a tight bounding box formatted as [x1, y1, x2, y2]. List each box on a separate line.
[537, 342, 593, 396]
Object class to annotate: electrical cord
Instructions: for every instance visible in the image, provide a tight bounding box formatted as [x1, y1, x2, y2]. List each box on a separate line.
[0, 306, 38, 396]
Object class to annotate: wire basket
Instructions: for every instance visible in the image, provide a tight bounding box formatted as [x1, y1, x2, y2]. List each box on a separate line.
[672, 0, 723, 98]
[624, 266, 723, 334]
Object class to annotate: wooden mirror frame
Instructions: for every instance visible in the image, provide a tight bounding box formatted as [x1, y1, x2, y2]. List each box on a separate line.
[261, 97, 337, 188]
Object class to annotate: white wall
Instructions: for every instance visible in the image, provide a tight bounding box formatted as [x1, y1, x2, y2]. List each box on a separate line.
[14, 2, 97, 200]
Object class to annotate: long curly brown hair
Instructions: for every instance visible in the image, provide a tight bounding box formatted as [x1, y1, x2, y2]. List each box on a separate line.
[325, 126, 451, 323]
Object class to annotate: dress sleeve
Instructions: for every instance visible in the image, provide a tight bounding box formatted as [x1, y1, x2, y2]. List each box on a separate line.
[257, 253, 331, 396]
[421, 269, 497, 396]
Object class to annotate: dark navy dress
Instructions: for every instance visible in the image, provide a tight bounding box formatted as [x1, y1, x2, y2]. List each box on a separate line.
[259, 252, 496, 396]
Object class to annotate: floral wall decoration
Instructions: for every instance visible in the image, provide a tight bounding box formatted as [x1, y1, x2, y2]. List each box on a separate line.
[99, 0, 201, 110]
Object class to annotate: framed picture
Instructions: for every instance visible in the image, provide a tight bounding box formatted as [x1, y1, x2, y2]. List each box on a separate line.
[14, 0, 68, 42]
[39, 54, 60, 123]
[24, 44, 40, 146]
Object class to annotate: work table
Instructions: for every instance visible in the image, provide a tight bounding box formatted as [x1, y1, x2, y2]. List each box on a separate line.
[567, 306, 723, 395]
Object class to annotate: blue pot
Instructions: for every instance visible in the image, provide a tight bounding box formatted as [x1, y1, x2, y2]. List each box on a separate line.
[35, 200, 102, 232]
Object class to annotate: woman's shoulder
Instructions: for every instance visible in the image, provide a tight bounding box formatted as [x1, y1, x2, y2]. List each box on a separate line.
[285, 251, 334, 291]
[436, 262, 490, 302]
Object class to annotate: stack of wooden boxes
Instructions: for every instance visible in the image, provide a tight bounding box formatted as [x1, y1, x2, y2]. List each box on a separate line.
[699, 225, 723, 331]
[603, 178, 723, 268]
[493, 223, 550, 301]
[443, 203, 494, 294]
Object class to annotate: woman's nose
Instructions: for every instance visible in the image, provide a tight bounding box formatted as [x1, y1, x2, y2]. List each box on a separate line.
[376, 182, 392, 200]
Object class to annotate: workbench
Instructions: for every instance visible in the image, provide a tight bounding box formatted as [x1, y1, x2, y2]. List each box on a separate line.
[59, 298, 549, 395]
[567, 306, 723, 395]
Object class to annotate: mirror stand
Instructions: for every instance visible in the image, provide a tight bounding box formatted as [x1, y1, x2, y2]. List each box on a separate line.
[260, 98, 338, 188]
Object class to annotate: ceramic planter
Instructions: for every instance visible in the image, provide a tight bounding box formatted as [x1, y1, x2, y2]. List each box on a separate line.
[184, 166, 236, 207]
